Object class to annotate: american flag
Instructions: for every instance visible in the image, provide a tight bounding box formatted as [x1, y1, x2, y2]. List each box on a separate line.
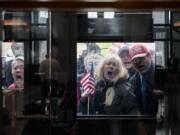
[80, 66, 95, 95]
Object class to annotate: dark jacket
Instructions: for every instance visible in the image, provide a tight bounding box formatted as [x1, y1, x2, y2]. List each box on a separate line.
[93, 79, 139, 115]
[130, 64, 158, 116]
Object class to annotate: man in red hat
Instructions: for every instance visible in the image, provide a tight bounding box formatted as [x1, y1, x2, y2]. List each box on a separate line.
[130, 44, 158, 135]
[130, 44, 157, 116]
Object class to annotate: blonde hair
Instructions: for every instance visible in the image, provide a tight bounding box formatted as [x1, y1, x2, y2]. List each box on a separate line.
[96, 54, 129, 82]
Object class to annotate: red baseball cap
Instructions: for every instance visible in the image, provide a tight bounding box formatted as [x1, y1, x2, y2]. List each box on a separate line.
[130, 44, 149, 60]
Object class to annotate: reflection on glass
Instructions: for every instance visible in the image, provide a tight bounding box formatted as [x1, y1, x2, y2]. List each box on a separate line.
[39, 54, 63, 115]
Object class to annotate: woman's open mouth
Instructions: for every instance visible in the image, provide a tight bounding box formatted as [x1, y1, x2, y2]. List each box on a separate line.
[16, 75, 23, 80]
[107, 71, 113, 76]
[105, 71, 114, 80]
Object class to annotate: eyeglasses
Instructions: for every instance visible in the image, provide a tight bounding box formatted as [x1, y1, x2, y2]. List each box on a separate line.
[132, 57, 145, 64]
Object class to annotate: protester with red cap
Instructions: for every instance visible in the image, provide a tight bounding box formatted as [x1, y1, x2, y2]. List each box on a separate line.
[130, 44, 152, 74]
[130, 44, 159, 135]
[130, 44, 157, 115]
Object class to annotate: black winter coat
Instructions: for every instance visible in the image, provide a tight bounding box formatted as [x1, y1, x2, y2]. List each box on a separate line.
[93, 79, 139, 115]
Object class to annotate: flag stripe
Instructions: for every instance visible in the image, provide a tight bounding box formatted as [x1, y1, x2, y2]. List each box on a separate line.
[80, 70, 95, 95]
[80, 73, 90, 84]
[82, 78, 90, 87]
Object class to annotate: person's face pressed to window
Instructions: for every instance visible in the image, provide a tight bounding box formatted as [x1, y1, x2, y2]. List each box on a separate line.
[12, 59, 24, 88]
[86, 60, 99, 72]
[103, 60, 119, 81]
[132, 55, 151, 73]
[119, 52, 132, 69]
[85, 55, 102, 74]
[11, 43, 24, 57]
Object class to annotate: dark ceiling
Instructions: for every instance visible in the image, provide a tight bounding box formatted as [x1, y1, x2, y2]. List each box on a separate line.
[0, 0, 180, 9]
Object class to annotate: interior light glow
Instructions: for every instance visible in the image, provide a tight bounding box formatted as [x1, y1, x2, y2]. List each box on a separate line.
[88, 12, 98, 19]
[104, 12, 115, 19]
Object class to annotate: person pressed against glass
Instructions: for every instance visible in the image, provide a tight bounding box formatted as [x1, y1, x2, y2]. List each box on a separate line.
[92, 54, 139, 115]
[8, 56, 24, 89]
[132, 56, 152, 74]
[118, 47, 132, 69]
[84, 51, 103, 76]
[129, 44, 164, 135]
[129, 44, 159, 135]
[103, 60, 119, 82]
[5, 42, 24, 87]
[11, 42, 24, 57]
[118, 46, 137, 81]
[77, 43, 103, 114]
[129, 44, 157, 115]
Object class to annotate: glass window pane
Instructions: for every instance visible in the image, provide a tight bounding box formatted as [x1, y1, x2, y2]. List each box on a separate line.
[31, 26, 48, 39]
[31, 41, 47, 64]
[153, 11, 170, 24]
[153, 26, 170, 40]
[31, 11, 48, 24]
[154, 41, 167, 67]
